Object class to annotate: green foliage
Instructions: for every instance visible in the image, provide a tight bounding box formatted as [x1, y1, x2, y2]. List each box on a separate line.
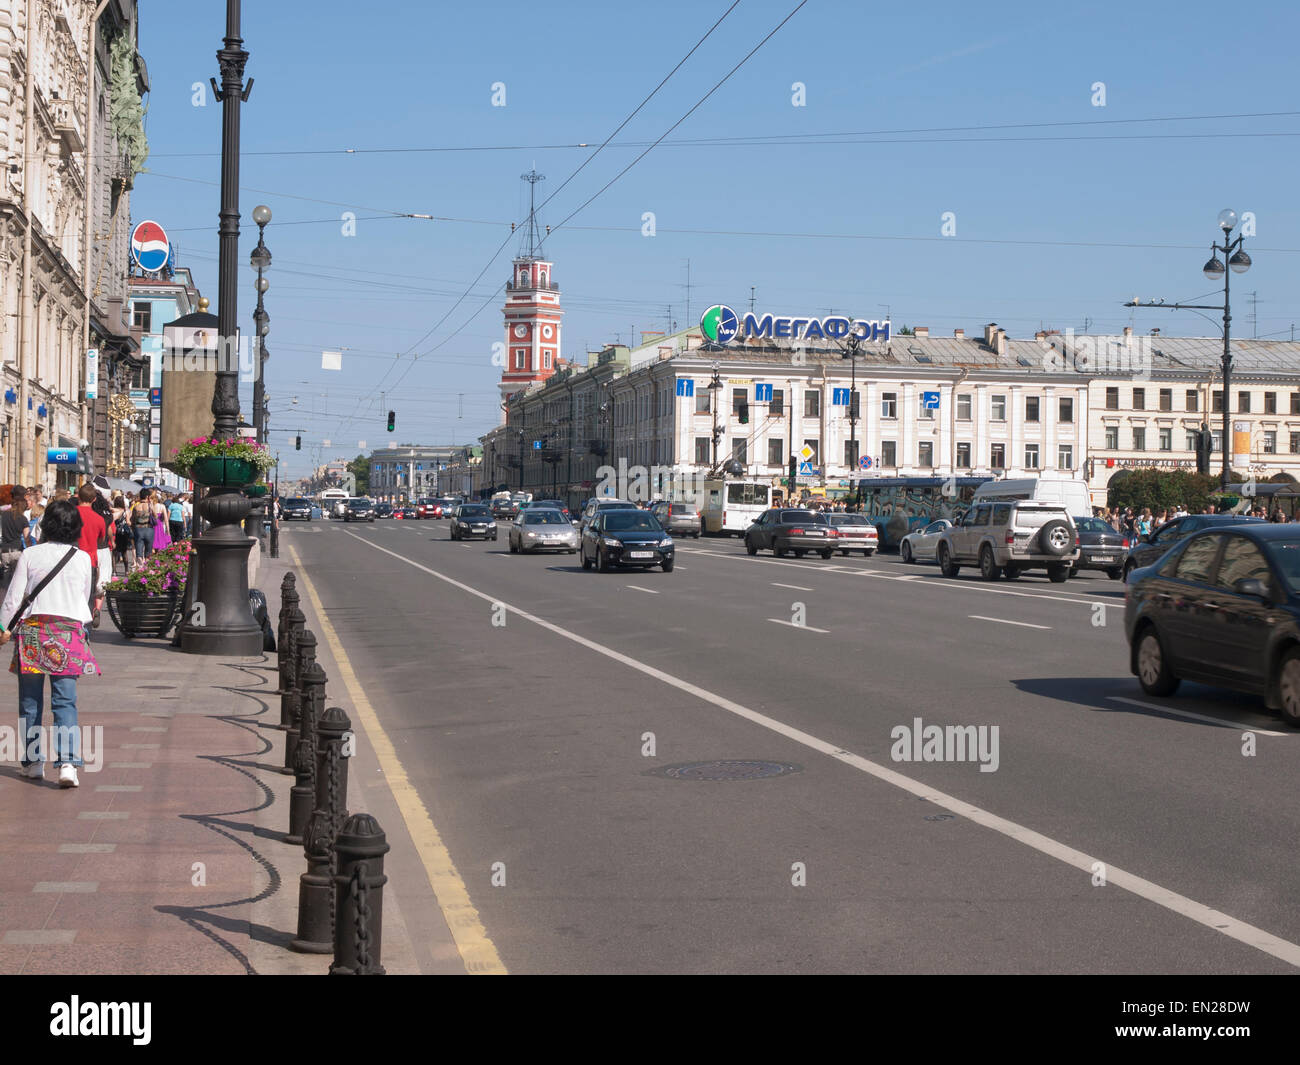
[1107, 468, 1252, 513]
[347, 454, 370, 495]
[104, 540, 190, 597]
[172, 436, 275, 473]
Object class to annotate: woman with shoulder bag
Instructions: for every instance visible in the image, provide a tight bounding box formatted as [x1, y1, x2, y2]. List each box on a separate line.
[0, 499, 99, 788]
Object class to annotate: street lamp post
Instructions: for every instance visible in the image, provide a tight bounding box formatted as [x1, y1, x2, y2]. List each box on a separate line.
[842, 334, 861, 506]
[707, 362, 723, 471]
[250, 205, 271, 445]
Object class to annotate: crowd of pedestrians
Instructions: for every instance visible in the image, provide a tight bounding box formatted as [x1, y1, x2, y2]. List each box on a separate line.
[1094, 503, 1295, 537]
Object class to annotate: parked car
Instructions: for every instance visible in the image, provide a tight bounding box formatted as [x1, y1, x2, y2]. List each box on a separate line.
[1125, 524, 1300, 726]
[649, 501, 702, 538]
[744, 508, 838, 559]
[1072, 516, 1129, 579]
[373, 502, 394, 519]
[581, 510, 674, 572]
[509, 508, 580, 554]
[343, 498, 376, 523]
[282, 497, 314, 522]
[900, 519, 953, 563]
[825, 513, 878, 556]
[450, 504, 498, 541]
[1122, 514, 1268, 582]
[937, 501, 1078, 582]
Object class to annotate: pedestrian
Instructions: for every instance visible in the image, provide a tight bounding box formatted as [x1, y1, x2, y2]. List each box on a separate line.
[1, 484, 28, 591]
[76, 484, 108, 628]
[110, 493, 131, 574]
[1, 498, 99, 788]
[167, 493, 184, 543]
[151, 493, 172, 551]
[181, 494, 193, 538]
[129, 488, 157, 566]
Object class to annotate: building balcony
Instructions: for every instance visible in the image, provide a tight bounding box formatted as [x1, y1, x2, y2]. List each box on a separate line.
[51, 97, 84, 154]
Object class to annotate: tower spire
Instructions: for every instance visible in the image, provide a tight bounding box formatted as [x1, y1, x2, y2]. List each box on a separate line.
[520, 169, 546, 259]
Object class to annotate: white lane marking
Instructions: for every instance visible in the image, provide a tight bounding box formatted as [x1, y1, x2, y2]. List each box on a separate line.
[771, 582, 813, 591]
[627, 586, 659, 595]
[343, 530, 1300, 970]
[969, 615, 1052, 630]
[1109, 696, 1289, 737]
[767, 618, 830, 634]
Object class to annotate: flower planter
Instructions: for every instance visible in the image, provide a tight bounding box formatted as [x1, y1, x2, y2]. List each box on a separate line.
[189, 456, 258, 487]
[104, 588, 184, 640]
[244, 483, 269, 498]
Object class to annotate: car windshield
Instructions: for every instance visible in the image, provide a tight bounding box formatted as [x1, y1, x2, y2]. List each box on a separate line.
[525, 511, 567, 525]
[600, 502, 638, 511]
[460, 507, 491, 518]
[604, 512, 661, 532]
[1075, 517, 1111, 533]
[829, 514, 869, 525]
[780, 510, 821, 523]
[287, 498, 309, 506]
[1267, 540, 1300, 593]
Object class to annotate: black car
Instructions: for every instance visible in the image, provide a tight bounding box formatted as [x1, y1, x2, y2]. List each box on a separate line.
[581, 510, 674, 572]
[373, 502, 394, 518]
[491, 500, 520, 521]
[1072, 516, 1130, 579]
[451, 504, 498, 541]
[744, 508, 837, 559]
[1125, 524, 1300, 726]
[282, 497, 313, 522]
[1122, 514, 1267, 581]
[343, 499, 375, 523]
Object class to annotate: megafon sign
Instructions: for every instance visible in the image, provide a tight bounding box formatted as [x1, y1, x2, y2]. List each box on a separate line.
[700, 304, 890, 344]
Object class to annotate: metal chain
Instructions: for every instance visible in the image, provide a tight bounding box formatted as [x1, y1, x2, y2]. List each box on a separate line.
[351, 861, 372, 971]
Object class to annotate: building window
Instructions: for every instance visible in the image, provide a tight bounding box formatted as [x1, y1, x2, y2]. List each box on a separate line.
[1024, 443, 1039, 469]
[843, 439, 859, 467]
[694, 437, 710, 464]
[543, 351, 552, 369]
[1058, 396, 1073, 423]
[1159, 428, 1172, 451]
[991, 395, 1006, 421]
[1186, 390, 1199, 412]
[1212, 431, 1222, 452]
[515, 349, 526, 369]
[1212, 390, 1224, 413]
[1106, 387, 1119, 410]
[1264, 431, 1277, 454]
[695, 390, 710, 413]
[1291, 432, 1300, 454]
[1159, 388, 1172, 412]
[1025, 396, 1040, 422]
[918, 441, 934, 468]
[1264, 391, 1277, 414]
[1058, 444, 1073, 470]
[802, 440, 820, 464]
[768, 438, 783, 465]
[1133, 427, 1146, 451]
[1238, 392, 1251, 413]
[770, 389, 784, 415]
[1132, 388, 1145, 411]
[956, 394, 972, 421]
[1186, 430, 1200, 451]
[1104, 426, 1118, 450]
[132, 303, 151, 331]
[881, 392, 897, 419]
[880, 440, 897, 467]
[990, 443, 1006, 468]
[804, 391, 820, 418]
[732, 388, 746, 416]
[956, 442, 971, 467]
[918, 394, 933, 420]
[732, 439, 747, 464]
[1292, 392, 1300, 416]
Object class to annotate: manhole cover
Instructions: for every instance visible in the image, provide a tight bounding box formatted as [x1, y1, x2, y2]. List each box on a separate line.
[925, 813, 956, 822]
[645, 760, 801, 782]
[137, 685, 175, 691]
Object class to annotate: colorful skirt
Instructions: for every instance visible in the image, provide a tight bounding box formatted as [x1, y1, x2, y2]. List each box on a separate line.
[9, 615, 101, 677]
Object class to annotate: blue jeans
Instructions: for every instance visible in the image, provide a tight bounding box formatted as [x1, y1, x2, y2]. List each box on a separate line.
[133, 525, 154, 560]
[18, 673, 80, 767]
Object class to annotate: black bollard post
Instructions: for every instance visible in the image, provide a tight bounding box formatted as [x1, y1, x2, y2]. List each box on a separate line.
[276, 573, 297, 683]
[291, 705, 353, 954]
[283, 628, 316, 773]
[288, 662, 325, 842]
[330, 814, 389, 975]
[314, 706, 352, 841]
[278, 601, 304, 699]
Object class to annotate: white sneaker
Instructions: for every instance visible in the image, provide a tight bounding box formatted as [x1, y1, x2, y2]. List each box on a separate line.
[22, 762, 44, 780]
[57, 765, 78, 788]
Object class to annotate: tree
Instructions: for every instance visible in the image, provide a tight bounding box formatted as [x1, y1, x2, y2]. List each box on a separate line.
[1107, 468, 1252, 514]
[347, 454, 370, 495]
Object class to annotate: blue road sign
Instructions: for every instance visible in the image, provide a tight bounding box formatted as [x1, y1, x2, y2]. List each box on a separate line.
[533, 440, 542, 450]
[859, 455, 872, 470]
[921, 390, 941, 410]
[149, 386, 162, 406]
[832, 388, 850, 406]
[797, 460, 816, 476]
[754, 383, 773, 403]
[676, 379, 695, 398]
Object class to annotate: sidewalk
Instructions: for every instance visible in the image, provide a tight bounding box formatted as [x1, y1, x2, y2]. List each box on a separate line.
[0, 547, 433, 975]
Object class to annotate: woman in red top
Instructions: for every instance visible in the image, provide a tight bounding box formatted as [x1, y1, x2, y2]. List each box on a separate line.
[75, 484, 107, 626]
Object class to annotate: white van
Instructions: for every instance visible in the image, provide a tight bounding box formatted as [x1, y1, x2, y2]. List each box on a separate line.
[971, 475, 1091, 518]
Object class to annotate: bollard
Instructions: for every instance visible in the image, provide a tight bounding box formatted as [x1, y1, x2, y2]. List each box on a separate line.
[278, 605, 306, 729]
[283, 628, 316, 773]
[313, 706, 352, 840]
[288, 662, 326, 841]
[275, 574, 298, 685]
[329, 814, 389, 975]
[277, 600, 304, 699]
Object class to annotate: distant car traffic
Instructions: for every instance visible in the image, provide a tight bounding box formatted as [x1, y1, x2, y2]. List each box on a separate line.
[1072, 516, 1129, 579]
[581, 509, 674, 572]
[450, 504, 498, 541]
[509, 508, 580, 554]
[899, 519, 952, 563]
[415, 498, 439, 519]
[393, 506, 416, 520]
[373, 502, 394, 519]
[491, 499, 520, 521]
[343, 498, 376, 523]
[1122, 514, 1268, 581]
[282, 497, 314, 522]
[1125, 524, 1300, 726]
[649, 501, 702, 538]
[825, 513, 878, 556]
[744, 509, 837, 559]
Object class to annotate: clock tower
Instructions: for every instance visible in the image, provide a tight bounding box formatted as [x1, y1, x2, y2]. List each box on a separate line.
[499, 171, 563, 417]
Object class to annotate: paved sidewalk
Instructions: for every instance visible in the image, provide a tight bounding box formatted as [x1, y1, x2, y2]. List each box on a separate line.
[0, 548, 429, 975]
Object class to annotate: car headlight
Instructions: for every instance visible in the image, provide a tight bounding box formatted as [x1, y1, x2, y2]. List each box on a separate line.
[601, 536, 621, 548]
[660, 537, 674, 547]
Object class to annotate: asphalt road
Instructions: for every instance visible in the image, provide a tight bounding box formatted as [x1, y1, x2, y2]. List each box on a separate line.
[280, 516, 1300, 974]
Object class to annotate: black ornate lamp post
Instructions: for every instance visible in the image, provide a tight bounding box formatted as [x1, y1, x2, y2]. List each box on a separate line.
[250, 204, 271, 445]
[842, 333, 861, 506]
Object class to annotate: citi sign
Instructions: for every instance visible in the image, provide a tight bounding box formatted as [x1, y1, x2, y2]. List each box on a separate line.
[700, 304, 890, 345]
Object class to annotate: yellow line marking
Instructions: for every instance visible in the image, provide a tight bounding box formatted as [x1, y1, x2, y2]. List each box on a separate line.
[287, 545, 506, 975]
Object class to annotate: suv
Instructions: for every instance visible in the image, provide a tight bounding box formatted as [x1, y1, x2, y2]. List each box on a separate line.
[649, 501, 702, 538]
[937, 501, 1078, 582]
[282, 497, 314, 522]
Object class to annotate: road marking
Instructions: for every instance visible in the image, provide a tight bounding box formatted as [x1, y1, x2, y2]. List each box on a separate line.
[969, 615, 1052, 630]
[771, 582, 813, 591]
[767, 618, 830, 634]
[345, 530, 1300, 970]
[287, 545, 506, 975]
[1108, 696, 1288, 737]
[627, 586, 659, 595]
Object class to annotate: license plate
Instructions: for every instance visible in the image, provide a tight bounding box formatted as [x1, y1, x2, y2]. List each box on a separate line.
[1093, 555, 1114, 563]
[629, 551, 654, 559]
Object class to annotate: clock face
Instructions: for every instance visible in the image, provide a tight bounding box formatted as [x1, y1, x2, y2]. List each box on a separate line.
[513, 324, 527, 338]
[542, 325, 553, 339]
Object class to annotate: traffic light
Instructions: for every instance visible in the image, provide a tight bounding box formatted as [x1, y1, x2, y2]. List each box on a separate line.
[387, 410, 396, 433]
[295, 435, 301, 451]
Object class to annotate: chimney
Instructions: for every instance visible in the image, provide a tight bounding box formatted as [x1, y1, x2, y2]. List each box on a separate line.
[1123, 326, 1133, 339]
[913, 326, 929, 338]
[1034, 330, 1046, 341]
[953, 328, 965, 339]
[995, 329, 1007, 357]
[984, 322, 998, 347]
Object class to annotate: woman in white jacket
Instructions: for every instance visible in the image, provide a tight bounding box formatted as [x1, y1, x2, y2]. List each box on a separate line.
[0, 499, 99, 788]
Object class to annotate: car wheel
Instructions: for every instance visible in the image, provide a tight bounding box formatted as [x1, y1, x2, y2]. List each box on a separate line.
[598, 548, 611, 573]
[693, 532, 700, 539]
[938, 544, 959, 578]
[793, 549, 806, 558]
[661, 558, 674, 573]
[1002, 567, 1021, 580]
[509, 539, 518, 553]
[567, 548, 577, 554]
[1275, 648, 1300, 727]
[865, 549, 875, 557]
[1047, 564, 1069, 583]
[492, 533, 498, 541]
[840, 549, 849, 557]
[1136, 626, 1180, 696]
[1123, 561, 1137, 583]
[821, 549, 833, 560]
[581, 550, 593, 570]
[745, 538, 757, 556]
[979, 546, 1002, 581]
[1107, 567, 1123, 581]
[901, 541, 913, 563]
[774, 546, 787, 558]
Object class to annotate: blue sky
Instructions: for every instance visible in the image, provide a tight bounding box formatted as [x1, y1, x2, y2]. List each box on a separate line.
[135, 0, 1300, 478]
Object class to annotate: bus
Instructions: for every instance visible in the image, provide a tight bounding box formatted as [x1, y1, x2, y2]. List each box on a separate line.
[318, 487, 349, 518]
[855, 476, 991, 549]
[699, 479, 772, 536]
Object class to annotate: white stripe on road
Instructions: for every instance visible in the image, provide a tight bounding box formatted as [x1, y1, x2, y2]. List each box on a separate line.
[343, 530, 1300, 971]
[627, 586, 659, 595]
[771, 582, 813, 591]
[1108, 696, 1288, 737]
[969, 615, 1052, 630]
[767, 618, 830, 634]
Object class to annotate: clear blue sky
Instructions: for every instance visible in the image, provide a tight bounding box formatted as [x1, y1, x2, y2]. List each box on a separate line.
[135, 0, 1300, 479]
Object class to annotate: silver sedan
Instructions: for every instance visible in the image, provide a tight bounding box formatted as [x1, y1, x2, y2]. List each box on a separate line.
[509, 509, 580, 554]
[899, 518, 954, 563]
